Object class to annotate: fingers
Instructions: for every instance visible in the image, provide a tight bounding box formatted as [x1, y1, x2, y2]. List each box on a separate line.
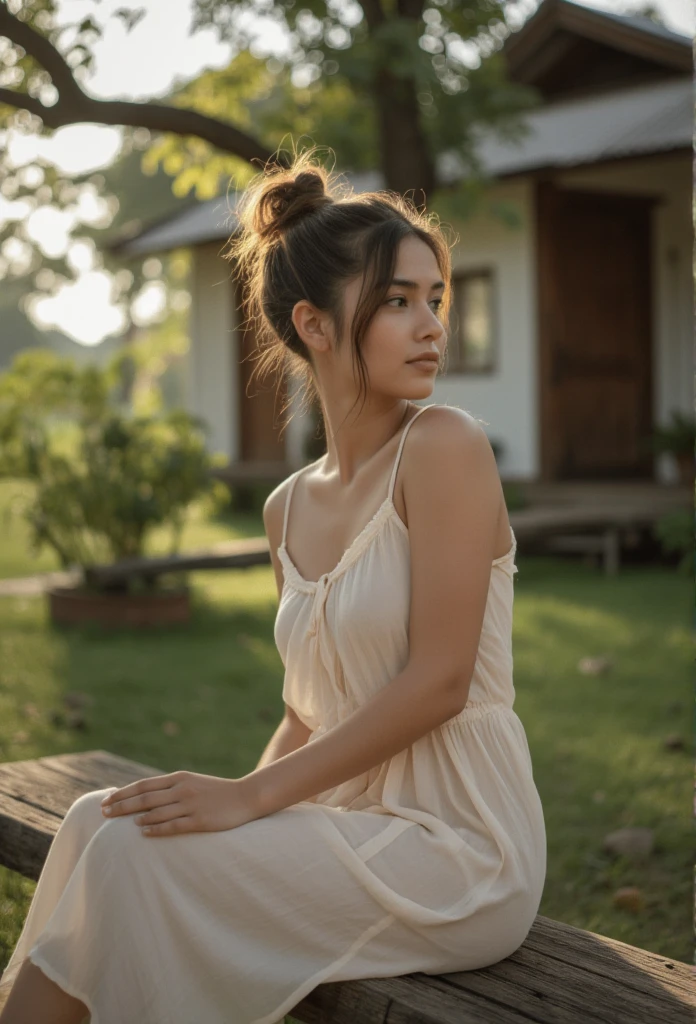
[102, 788, 180, 819]
[101, 773, 182, 809]
[134, 803, 188, 827]
[139, 816, 195, 838]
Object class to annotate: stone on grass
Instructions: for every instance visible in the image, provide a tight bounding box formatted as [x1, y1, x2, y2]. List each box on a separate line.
[602, 827, 654, 861]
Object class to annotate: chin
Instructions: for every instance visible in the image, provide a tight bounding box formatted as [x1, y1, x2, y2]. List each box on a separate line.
[404, 376, 437, 398]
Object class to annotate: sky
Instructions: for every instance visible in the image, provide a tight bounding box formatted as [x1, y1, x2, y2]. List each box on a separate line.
[2, 0, 693, 346]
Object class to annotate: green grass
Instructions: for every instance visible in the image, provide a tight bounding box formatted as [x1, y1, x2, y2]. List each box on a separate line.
[0, 496, 692, 1007]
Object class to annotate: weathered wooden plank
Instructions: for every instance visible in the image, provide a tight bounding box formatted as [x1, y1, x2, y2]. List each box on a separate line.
[1, 751, 692, 1024]
[518, 915, 694, 1003]
[291, 972, 532, 1024]
[0, 798, 58, 880]
[419, 938, 693, 1024]
[0, 750, 160, 880]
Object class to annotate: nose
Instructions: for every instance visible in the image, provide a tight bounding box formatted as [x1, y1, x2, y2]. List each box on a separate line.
[419, 305, 445, 340]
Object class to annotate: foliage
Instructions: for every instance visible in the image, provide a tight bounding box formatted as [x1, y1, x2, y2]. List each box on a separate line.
[144, 3, 540, 213]
[652, 508, 694, 576]
[0, 348, 228, 581]
[648, 410, 696, 455]
[0, 0, 542, 288]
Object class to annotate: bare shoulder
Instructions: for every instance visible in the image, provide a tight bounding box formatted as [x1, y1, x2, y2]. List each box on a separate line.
[399, 405, 508, 707]
[400, 404, 499, 497]
[263, 473, 299, 603]
[262, 476, 293, 546]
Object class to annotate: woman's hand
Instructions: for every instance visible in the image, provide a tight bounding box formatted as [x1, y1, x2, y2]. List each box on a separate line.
[100, 771, 261, 837]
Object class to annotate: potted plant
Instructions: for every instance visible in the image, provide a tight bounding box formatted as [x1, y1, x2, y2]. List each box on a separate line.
[0, 349, 225, 628]
[648, 411, 696, 487]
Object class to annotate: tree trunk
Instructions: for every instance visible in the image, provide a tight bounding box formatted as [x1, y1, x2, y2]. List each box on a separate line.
[374, 68, 436, 207]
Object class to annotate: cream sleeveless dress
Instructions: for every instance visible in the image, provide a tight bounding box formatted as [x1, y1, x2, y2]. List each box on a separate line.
[0, 402, 546, 1024]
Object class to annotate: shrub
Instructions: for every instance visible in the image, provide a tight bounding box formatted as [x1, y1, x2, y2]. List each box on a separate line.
[0, 349, 227, 587]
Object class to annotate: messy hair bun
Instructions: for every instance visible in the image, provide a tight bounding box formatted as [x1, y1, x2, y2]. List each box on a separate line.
[250, 169, 333, 244]
[225, 143, 453, 425]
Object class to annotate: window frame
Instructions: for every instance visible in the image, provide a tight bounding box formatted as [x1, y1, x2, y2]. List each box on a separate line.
[446, 267, 498, 376]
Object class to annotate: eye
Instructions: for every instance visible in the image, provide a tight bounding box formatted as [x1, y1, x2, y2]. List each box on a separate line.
[386, 296, 443, 311]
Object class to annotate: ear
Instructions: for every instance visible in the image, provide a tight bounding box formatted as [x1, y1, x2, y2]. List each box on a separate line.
[292, 299, 333, 357]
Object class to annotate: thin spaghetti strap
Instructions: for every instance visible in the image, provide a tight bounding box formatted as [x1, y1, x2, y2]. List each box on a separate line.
[281, 467, 309, 547]
[387, 404, 437, 502]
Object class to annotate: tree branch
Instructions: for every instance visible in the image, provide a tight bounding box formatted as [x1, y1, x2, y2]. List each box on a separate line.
[0, 86, 56, 122]
[77, 97, 281, 166]
[0, 5, 82, 100]
[0, 5, 285, 168]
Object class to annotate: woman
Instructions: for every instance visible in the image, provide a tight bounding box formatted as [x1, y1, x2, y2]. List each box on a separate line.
[0, 147, 546, 1024]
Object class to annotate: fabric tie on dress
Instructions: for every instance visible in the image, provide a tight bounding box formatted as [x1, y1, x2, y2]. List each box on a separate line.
[307, 574, 330, 638]
[306, 573, 351, 718]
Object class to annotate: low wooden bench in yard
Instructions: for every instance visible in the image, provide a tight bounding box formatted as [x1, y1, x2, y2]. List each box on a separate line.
[1, 751, 692, 1023]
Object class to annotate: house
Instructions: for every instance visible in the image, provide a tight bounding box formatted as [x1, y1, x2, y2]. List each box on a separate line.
[112, 0, 692, 484]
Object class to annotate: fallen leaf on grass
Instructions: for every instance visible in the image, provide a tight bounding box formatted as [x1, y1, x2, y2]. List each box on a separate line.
[612, 886, 644, 913]
[162, 721, 180, 737]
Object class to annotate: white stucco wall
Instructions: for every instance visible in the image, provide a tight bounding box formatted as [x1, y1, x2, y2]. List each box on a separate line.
[189, 242, 237, 462]
[432, 179, 538, 480]
[558, 153, 692, 483]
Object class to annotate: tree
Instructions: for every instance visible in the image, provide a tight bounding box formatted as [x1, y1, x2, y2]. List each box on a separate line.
[0, 0, 539, 206]
[0, 0, 539, 354]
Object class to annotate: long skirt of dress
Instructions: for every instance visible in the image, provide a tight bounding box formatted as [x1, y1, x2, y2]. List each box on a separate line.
[0, 781, 541, 1024]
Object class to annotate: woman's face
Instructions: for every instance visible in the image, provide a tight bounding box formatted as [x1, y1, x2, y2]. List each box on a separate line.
[342, 234, 448, 402]
[292, 233, 448, 407]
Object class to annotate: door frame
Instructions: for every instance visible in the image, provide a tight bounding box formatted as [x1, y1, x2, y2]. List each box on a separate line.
[535, 178, 658, 481]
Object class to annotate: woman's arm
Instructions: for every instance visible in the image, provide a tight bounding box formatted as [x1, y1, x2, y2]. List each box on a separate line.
[255, 709, 312, 769]
[246, 409, 506, 819]
[254, 482, 313, 770]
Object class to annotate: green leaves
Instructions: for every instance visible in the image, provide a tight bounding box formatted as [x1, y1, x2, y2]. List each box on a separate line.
[0, 349, 221, 577]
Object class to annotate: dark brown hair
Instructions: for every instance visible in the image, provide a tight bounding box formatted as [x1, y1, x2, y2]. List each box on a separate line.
[224, 144, 454, 427]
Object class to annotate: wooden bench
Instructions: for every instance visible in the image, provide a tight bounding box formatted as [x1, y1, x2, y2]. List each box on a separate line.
[1, 751, 692, 1023]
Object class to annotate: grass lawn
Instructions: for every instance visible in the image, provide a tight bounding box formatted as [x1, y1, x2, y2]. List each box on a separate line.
[0, 490, 691, 1007]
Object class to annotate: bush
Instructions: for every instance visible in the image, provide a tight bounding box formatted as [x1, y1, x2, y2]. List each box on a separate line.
[0, 349, 228, 586]
[652, 507, 694, 576]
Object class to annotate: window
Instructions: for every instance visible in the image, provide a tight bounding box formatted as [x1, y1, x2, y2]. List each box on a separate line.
[446, 270, 496, 374]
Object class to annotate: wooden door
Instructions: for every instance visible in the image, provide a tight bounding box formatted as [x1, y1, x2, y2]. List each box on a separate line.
[233, 275, 287, 463]
[536, 182, 656, 480]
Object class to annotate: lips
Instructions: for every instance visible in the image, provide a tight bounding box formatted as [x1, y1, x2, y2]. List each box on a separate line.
[407, 355, 439, 364]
